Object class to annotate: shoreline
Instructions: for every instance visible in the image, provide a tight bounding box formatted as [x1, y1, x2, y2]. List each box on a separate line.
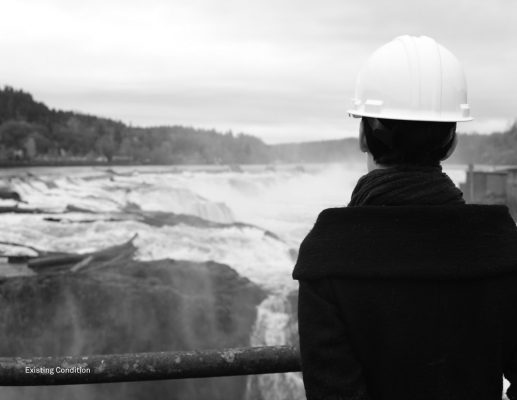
[0, 160, 182, 168]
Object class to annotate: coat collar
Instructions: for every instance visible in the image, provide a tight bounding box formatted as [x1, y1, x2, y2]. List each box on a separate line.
[293, 205, 517, 280]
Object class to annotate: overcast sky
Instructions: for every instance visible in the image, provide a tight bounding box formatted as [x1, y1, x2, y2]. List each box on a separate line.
[0, 0, 515, 143]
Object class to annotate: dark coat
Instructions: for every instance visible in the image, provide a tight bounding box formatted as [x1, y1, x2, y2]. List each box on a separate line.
[293, 205, 517, 400]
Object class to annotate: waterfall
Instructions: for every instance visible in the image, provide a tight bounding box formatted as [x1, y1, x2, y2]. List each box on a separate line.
[245, 293, 304, 400]
[7, 172, 235, 223]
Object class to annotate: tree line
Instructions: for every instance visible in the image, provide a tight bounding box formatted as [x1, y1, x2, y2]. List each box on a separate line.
[0, 86, 270, 164]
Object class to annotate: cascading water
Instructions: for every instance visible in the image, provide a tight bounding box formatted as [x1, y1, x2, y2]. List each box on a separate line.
[244, 292, 305, 400]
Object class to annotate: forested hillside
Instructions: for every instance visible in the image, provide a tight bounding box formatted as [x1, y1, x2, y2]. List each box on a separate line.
[450, 124, 517, 165]
[0, 86, 270, 164]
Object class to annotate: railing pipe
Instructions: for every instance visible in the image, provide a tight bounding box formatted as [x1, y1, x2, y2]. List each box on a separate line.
[0, 345, 301, 386]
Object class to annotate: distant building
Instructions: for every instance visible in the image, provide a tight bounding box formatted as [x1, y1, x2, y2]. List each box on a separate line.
[460, 164, 517, 219]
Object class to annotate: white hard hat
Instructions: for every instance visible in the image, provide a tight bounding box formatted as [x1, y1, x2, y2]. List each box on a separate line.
[348, 35, 473, 122]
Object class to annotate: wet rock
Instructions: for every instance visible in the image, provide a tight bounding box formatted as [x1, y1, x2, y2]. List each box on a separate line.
[0, 190, 23, 202]
[0, 259, 267, 400]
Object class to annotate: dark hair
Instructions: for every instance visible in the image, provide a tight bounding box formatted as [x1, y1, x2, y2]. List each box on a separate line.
[361, 117, 456, 166]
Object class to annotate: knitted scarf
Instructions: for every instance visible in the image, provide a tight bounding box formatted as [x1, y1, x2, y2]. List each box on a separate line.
[348, 165, 465, 206]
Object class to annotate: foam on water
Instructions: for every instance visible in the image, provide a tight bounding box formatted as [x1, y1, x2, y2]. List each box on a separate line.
[8, 172, 235, 223]
[182, 163, 366, 244]
[0, 214, 295, 292]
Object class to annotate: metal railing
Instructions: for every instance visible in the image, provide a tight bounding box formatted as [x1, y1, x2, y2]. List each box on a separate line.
[0, 346, 301, 386]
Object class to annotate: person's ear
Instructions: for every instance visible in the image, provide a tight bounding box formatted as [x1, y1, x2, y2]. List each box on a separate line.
[359, 119, 369, 153]
[441, 130, 458, 161]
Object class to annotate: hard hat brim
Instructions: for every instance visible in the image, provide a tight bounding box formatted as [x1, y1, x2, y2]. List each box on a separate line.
[347, 110, 474, 122]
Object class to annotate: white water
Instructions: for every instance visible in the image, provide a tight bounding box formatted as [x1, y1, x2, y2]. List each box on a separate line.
[0, 163, 371, 290]
[0, 163, 472, 399]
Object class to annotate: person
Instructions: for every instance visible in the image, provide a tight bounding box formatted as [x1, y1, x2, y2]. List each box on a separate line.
[292, 35, 517, 400]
